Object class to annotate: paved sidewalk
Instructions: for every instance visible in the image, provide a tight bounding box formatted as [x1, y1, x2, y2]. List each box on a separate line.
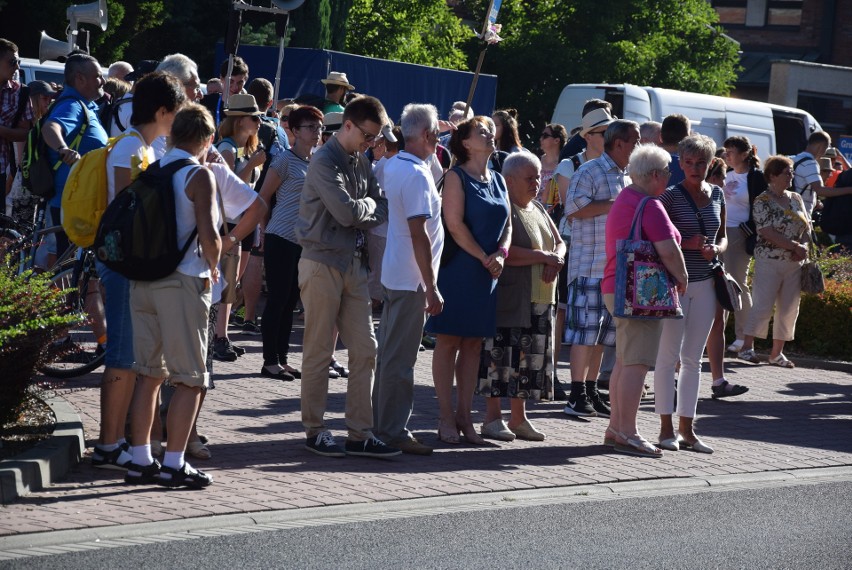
[1, 319, 850, 537]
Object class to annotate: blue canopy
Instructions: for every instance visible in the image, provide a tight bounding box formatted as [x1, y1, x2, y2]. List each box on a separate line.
[213, 45, 498, 123]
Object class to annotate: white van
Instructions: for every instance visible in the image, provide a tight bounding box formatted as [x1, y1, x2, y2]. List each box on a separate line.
[17, 58, 67, 86]
[551, 83, 822, 160]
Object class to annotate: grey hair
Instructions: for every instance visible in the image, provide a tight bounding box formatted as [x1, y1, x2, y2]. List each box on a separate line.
[502, 150, 541, 178]
[604, 119, 640, 151]
[639, 121, 661, 141]
[400, 103, 438, 141]
[449, 100, 473, 120]
[678, 133, 716, 163]
[64, 53, 99, 85]
[156, 53, 198, 85]
[627, 144, 672, 182]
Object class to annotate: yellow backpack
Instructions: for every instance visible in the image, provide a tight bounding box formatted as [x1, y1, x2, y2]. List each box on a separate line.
[61, 131, 146, 248]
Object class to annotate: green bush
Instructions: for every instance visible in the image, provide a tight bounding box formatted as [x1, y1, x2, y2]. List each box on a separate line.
[0, 261, 82, 424]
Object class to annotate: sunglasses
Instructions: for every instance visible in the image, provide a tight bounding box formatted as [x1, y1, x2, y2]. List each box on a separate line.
[540, 132, 555, 139]
[247, 116, 261, 123]
[6, 56, 21, 66]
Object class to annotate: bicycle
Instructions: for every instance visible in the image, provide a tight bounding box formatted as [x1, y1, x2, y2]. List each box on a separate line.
[2, 206, 107, 379]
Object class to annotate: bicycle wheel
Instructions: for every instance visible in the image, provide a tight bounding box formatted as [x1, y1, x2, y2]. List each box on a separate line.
[39, 264, 106, 379]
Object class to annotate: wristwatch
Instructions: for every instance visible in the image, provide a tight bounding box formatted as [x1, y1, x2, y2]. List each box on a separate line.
[227, 234, 238, 245]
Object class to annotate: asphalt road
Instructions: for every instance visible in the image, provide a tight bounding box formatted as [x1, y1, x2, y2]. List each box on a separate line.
[6, 480, 851, 569]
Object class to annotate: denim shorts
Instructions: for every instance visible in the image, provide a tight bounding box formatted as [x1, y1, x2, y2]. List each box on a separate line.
[96, 260, 135, 369]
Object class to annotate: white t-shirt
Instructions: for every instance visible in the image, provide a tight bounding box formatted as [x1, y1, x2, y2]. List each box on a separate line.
[723, 169, 751, 226]
[105, 129, 154, 203]
[792, 151, 821, 215]
[381, 151, 444, 292]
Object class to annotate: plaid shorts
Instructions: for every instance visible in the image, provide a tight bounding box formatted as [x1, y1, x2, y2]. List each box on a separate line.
[565, 277, 616, 347]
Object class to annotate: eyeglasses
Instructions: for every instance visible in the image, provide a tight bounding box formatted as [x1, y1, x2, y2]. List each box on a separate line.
[296, 124, 324, 132]
[280, 115, 289, 123]
[540, 132, 555, 139]
[5, 56, 21, 67]
[247, 116, 261, 123]
[587, 130, 606, 137]
[353, 121, 382, 142]
[655, 166, 672, 178]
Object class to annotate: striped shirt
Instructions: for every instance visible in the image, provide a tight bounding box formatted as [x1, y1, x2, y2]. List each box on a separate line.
[660, 184, 725, 283]
[266, 149, 309, 243]
[1, 79, 34, 174]
[564, 152, 630, 281]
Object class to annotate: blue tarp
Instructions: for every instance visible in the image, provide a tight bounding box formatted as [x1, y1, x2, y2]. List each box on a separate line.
[213, 44, 498, 123]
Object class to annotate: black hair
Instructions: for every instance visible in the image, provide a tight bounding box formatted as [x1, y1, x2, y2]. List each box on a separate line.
[130, 71, 186, 126]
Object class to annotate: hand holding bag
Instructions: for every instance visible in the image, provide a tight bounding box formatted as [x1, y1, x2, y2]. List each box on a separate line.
[614, 196, 683, 319]
[800, 236, 825, 295]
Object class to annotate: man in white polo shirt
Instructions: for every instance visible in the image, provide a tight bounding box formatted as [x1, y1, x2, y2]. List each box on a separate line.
[372, 103, 444, 455]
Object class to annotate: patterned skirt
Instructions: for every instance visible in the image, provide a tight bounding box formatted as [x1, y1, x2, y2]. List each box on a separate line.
[476, 302, 555, 400]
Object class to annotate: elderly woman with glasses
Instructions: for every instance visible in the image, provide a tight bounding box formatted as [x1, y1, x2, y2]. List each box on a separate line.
[602, 144, 687, 458]
[737, 156, 810, 369]
[654, 134, 727, 454]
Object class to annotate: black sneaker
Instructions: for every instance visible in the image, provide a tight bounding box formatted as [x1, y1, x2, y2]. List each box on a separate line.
[589, 392, 611, 417]
[305, 431, 346, 457]
[212, 337, 238, 362]
[231, 341, 246, 357]
[564, 393, 595, 417]
[241, 320, 262, 335]
[552, 377, 568, 401]
[344, 436, 401, 458]
[157, 462, 213, 489]
[125, 460, 161, 485]
[91, 445, 132, 470]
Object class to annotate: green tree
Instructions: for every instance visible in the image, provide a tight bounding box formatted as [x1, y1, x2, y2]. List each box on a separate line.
[345, 0, 471, 70]
[467, 0, 740, 142]
[289, 0, 331, 49]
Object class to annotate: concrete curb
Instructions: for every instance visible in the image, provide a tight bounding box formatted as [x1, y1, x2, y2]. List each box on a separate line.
[0, 392, 84, 504]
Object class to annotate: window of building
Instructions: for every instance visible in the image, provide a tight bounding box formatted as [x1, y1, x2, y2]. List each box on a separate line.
[711, 0, 803, 27]
[767, 0, 803, 26]
[712, 0, 747, 25]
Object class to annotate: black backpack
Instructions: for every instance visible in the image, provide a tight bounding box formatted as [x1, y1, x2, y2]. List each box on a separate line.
[21, 97, 89, 198]
[94, 158, 198, 281]
[254, 116, 280, 192]
[98, 95, 133, 135]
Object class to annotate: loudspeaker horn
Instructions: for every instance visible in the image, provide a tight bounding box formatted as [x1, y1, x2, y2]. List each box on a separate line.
[271, 0, 305, 11]
[39, 31, 71, 63]
[67, 0, 108, 31]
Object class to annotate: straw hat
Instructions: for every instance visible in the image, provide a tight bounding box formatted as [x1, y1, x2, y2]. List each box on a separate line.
[579, 108, 616, 137]
[321, 71, 355, 91]
[223, 93, 264, 116]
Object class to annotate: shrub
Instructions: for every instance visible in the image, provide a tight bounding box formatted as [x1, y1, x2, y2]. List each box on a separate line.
[0, 261, 82, 424]
[789, 279, 852, 360]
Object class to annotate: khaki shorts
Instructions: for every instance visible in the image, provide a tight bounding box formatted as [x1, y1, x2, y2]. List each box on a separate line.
[131, 272, 212, 388]
[603, 293, 663, 368]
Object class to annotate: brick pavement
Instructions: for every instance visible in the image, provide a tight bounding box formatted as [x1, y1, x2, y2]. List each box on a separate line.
[1, 317, 850, 537]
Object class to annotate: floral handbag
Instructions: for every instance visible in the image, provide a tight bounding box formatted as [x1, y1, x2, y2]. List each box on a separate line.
[613, 196, 683, 319]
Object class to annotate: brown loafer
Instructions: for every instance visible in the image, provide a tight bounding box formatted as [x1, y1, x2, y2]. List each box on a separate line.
[389, 438, 434, 456]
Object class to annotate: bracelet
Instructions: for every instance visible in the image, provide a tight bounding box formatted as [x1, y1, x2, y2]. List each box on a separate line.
[498, 246, 509, 259]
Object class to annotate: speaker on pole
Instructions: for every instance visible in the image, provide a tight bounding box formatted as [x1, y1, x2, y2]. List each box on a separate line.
[67, 0, 108, 31]
[39, 31, 72, 63]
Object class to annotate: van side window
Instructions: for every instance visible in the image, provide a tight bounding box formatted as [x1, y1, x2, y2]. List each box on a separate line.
[772, 110, 807, 155]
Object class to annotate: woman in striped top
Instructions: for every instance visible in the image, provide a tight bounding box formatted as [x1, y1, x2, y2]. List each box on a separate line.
[653, 134, 727, 455]
[257, 105, 323, 380]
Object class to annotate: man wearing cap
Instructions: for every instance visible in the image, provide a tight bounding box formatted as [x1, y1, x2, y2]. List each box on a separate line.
[0, 38, 34, 201]
[321, 71, 355, 115]
[296, 95, 400, 459]
[563, 119, 640, 419]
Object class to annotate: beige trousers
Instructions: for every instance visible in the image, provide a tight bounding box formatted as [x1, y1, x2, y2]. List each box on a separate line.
[298, 256, 377, 441]
[720, 226, 754, 340]
[744, 257, 803, 342]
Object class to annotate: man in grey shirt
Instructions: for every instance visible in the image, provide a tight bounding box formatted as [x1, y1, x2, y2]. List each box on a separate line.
[296, 95, 400, 458]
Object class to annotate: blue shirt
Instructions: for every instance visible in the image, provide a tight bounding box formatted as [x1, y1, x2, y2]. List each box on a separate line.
[46, 86, 108, 207]
[668, 152, 686, 187]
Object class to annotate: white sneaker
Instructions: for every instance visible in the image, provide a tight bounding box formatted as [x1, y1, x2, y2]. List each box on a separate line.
[726, 339, 744, 353]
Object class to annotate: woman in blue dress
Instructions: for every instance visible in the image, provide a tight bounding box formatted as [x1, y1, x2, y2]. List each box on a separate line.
[426, 116, 512, 444]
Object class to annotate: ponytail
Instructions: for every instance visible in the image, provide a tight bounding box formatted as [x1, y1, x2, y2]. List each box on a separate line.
[748, 144, 761, 170]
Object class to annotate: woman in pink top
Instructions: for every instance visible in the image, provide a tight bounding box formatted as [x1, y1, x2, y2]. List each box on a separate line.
[601, 144, 688, 458]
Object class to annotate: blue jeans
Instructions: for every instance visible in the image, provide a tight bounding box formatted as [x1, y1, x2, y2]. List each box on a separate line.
[96, 260, 134, 369]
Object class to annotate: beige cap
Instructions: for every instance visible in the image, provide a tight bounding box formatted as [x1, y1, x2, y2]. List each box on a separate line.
[580, 108, 616, 137]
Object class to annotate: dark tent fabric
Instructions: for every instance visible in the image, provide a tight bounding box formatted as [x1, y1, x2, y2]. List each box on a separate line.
[213, 45, 498, 123]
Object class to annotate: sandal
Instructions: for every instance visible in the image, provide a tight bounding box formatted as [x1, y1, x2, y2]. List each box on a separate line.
[737, 348, 761, 364]
[437, 420, 460, 444]
[711, 380, 749, 399]
[768, 354, 795, 368]
[614, 432, 663, 458]
[603, 427, 618, 448]
[187, 440, 212, 460]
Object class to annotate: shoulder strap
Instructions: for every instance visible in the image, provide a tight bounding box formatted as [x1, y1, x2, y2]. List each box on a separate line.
[629, 196, 652, 241]
[791, 156, 812, 194]
[676, 183, 709, 236]
[113, 97, 133, 132]
[11, 85, 30, 127]
[570, 153, 581, 171]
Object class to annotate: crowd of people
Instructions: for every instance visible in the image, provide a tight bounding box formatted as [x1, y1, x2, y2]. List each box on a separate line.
[2, 36, 850, 488]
